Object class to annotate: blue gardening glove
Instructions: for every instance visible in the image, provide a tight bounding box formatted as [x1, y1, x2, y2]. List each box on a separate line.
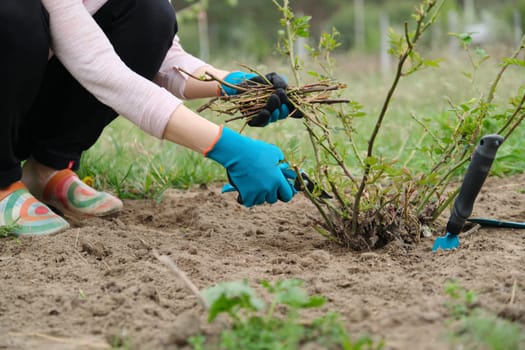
[221, 71, 303, 127]
[220, 71, 258, 96]
[206, 127, 297, 207]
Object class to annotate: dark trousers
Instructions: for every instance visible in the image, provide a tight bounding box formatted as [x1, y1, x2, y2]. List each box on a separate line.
[0, 0, 177, 188]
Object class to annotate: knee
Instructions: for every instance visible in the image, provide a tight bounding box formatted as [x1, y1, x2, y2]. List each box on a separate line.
[134, 0, 177, 44]
[0, 1, 49, 58]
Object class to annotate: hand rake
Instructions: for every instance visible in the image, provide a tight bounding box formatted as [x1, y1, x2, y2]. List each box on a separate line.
[432, 134, 505, 252]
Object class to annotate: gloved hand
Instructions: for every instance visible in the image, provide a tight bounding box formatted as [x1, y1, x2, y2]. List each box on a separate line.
[205, 126, 297, 207]
[220, 71, 303, 127]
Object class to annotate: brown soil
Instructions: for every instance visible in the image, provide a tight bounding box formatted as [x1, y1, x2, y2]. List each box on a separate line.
[1, 174, 525, 350]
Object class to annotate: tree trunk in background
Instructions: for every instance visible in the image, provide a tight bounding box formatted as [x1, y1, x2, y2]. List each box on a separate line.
[198, 9, 210, 61]
[431, 19, 442, 52]
[296, 11, 308, 61]
[379, 12, 391, 78]
[464, 0, 475, 24]
[514, 9, 523, 48]
[448, 10, 460, 56]
[354, 0, 365, 50]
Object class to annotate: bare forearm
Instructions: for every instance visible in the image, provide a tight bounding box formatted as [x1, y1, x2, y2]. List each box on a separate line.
[183, 66, 230, 99]
[162, 104, 220, 153]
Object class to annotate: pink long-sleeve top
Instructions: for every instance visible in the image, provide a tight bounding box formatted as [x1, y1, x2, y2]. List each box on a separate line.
[41, 0, 208, 138]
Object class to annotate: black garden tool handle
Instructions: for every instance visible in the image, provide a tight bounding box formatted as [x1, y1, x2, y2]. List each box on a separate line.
[446, 134, 504, 235]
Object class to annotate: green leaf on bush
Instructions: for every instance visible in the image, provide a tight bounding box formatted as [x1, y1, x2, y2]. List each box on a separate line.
[262, 279, 326, 309]
[502, 57, 525, 67]
[202, 280, 265, 322]
[458, 32, 473, 45]
[292, 16, 311, 38]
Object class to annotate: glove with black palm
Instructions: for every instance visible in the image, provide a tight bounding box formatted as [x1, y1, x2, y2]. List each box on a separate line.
[220, 71, 303, 127]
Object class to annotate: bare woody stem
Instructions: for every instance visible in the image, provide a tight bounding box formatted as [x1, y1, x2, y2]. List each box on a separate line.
[489, 35, 525, 104]
[351, 27, 410, 234]
[422, 35, 525, 219]
[280, 0, 301, 86]
[501, 91, 525, 134]
[351, 1, 436, 235]
[503, 110, 525, 140]
[175, 66, 250, 93]
[292, 166, 337, 234]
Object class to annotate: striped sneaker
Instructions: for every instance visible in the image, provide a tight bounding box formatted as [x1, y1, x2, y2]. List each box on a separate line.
[0, 182, 70, 236]
[41, 169, 123, 218]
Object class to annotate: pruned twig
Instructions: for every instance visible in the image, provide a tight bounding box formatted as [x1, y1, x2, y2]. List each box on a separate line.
[153, 250, 208, 309]
[184, 66, 348, 124]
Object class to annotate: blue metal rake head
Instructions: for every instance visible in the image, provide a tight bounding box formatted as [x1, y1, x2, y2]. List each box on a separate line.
[432, 232, 460, 252]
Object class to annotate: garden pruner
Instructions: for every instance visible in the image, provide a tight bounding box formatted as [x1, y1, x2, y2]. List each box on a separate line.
[432, 134, 504, 252]
[222, 169, 331, 204]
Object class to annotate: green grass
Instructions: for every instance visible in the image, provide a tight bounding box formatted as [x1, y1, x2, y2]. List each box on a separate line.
[189, 279, 383, 350]
[77, 116, 224, 200]
[444, 281, 525, 350]
[79, 48, 525, 198]
[0, 220, 20, 238]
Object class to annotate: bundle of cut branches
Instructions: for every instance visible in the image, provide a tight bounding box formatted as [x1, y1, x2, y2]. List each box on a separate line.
[176, 67, 348, 124]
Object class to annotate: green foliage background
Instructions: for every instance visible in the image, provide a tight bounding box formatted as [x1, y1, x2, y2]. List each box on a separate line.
[175, 0, 524, 61]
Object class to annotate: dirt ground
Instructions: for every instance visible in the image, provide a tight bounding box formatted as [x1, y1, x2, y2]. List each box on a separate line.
[1, 173, 525, 350]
